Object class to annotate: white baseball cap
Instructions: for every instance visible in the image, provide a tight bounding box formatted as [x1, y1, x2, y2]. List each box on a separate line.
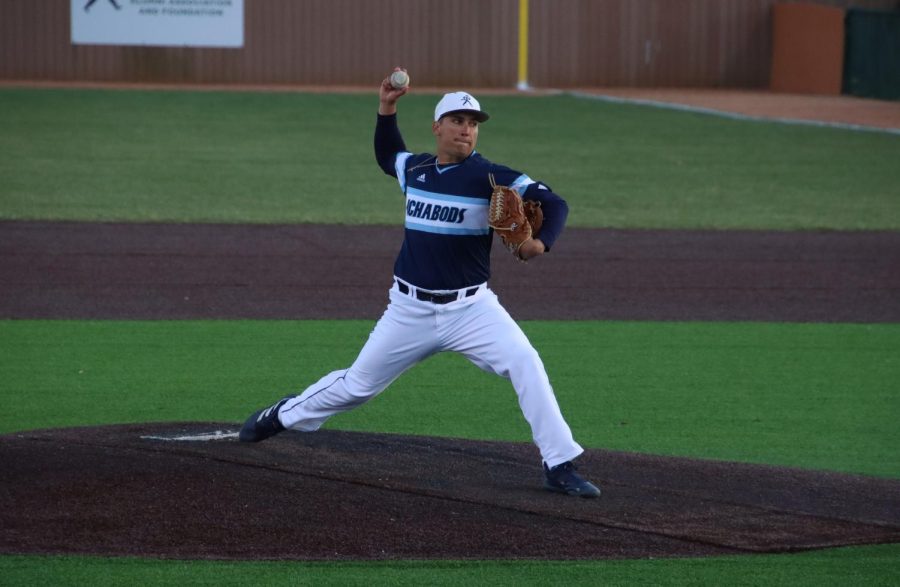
[434, 92, 490, 123]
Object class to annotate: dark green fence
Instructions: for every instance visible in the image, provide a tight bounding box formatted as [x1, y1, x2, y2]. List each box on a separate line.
[843, 9, 900, 100]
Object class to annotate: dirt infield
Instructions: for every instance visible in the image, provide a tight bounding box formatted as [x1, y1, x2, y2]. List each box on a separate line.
[1, 219, 899, 560]
[2, 221, 899, 322]
[2, 424, 899, 561]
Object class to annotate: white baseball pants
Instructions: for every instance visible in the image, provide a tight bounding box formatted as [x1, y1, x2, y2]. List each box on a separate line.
[278, 279, 584, 468]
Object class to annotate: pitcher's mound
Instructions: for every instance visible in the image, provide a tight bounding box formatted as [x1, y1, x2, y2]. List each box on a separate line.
[2, 423, 898, 560]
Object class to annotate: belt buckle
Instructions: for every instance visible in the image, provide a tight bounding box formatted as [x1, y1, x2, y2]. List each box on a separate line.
[421, 291, 451, 304]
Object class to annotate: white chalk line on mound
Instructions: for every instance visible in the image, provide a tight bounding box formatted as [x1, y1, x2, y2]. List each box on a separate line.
[141, 430, 239, 442]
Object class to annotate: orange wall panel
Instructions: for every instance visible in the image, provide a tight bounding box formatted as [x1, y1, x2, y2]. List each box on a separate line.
[770, 3, 846, 94]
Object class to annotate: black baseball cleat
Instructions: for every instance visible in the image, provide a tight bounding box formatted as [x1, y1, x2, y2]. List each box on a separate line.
[239, 396, 295, 442]
[543, 461, 601, 498]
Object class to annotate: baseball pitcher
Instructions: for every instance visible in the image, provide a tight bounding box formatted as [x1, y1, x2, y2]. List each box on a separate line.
[239, 68, 600, 498]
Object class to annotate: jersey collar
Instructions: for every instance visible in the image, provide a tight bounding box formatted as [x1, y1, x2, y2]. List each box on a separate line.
[435, 150, 477, 174]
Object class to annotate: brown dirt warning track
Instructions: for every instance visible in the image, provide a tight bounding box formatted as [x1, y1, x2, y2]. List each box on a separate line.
[1, 220, 899, 560]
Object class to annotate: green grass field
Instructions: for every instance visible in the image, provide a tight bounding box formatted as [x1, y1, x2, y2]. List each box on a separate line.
[1, 87, 898, 229]
[1, 87, 898, 585]
[2, 545, 899, 587]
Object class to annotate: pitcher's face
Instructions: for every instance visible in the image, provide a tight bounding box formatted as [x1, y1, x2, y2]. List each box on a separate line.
[433, 112, 480, 163]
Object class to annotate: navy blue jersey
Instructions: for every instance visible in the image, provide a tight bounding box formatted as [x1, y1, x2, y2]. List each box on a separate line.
[374, 113, 568, 291]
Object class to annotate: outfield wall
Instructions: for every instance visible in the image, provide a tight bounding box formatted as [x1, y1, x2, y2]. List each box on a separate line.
[1, 0, 897, 89]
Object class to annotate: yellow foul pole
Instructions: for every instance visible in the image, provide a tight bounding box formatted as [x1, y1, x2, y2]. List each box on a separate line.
[517, 0, 530, 90]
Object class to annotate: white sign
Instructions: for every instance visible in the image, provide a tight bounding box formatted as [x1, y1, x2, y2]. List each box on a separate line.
[72, 0, 244, 48]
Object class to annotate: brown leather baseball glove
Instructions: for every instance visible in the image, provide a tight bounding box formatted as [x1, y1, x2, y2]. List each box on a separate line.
[488, 174, 532, 258]
[523, 199, 543, 237]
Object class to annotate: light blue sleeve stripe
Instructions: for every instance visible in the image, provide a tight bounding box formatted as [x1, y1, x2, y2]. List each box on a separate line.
[395, 152, 413, 192]
[407, 186, 486, 206]
[510, 173, 535, 195]
[406, 222, 490, 236]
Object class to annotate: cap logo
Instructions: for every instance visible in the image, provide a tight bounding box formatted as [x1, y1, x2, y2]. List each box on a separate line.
[461, 95, 473, 107]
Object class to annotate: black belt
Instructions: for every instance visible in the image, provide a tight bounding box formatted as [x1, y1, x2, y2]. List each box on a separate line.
[397, 281, 479, 304]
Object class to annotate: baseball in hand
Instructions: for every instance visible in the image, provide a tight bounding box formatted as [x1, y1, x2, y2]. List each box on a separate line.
[390, 70, 409, 89]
